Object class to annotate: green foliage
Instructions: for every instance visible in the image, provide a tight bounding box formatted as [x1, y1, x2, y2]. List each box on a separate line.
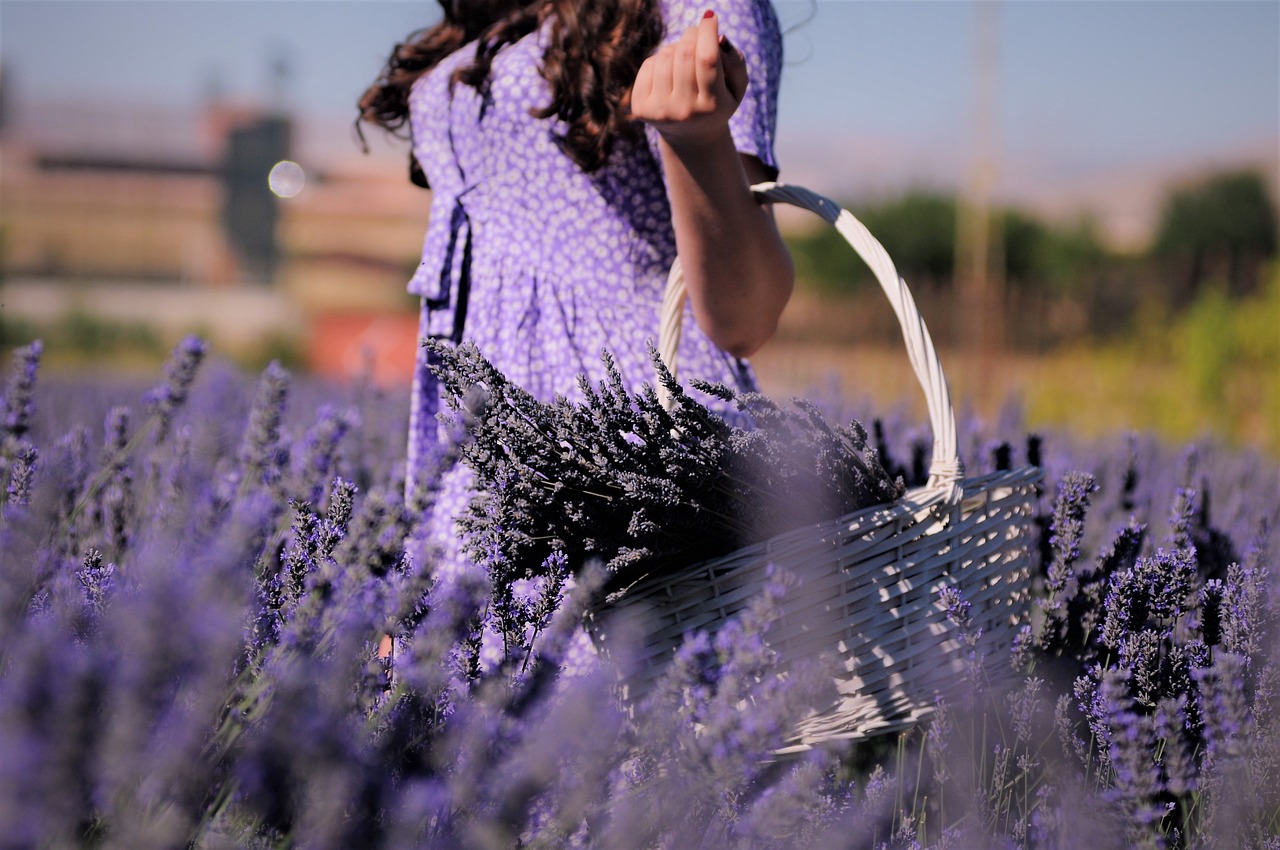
[1027, 261, 1280, 454]
[1171, 262, 1280, 438]
[787, 191, 957, 295]
[0, 309, 166, 362]
[860, 192, 960, 285]
[0, 310, 303, 375]
[1177, 286, 1237, 406]
[784, 221, 866, 297]
[1232, 261, 1280, 363]
[1002, 209, 1108, 293]
[787, 169, 1278, 311]
[0, 312, 38, 351]
[787, 190, 1110, 298]
[1153, 169, 1278, 298]
[61, 310, 165, 356]
[242, 330, 306, 373]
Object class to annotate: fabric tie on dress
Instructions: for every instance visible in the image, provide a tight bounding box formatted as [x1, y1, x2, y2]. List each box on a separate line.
[410, 189, 475, 344]
[405, 188, 475, 458]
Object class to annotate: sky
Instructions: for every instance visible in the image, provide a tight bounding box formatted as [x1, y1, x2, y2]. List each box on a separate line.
[2, 0, 1278, 244]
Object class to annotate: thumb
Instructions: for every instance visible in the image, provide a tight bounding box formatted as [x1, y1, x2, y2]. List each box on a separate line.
[719, 34, 748, 103]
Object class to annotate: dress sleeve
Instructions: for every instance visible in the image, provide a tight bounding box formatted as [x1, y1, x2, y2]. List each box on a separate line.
[653, 0, 783, 179]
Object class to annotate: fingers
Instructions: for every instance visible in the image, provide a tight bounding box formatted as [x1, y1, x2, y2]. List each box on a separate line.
[651, 43, 675, 105]
[632, 53, 653, 114]
[673, 26, 698, 101]
[649, 14, 725, 105]
[629, 9, 748, 132]
[693, 10, 723, 97]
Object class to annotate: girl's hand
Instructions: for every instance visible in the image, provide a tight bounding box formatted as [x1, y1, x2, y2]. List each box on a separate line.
[629, 9, 793, 358]
[630, 10, 749, 150]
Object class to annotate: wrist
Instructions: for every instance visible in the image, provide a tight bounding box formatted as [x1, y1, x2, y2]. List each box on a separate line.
[656, 124, 740, 173]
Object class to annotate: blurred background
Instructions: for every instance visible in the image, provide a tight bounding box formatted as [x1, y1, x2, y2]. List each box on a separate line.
[1, 0, 1277, 454]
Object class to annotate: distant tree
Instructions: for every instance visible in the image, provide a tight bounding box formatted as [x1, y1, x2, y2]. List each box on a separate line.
[1001, 209, 1047, 288]
[788, 190, 1111, 300]
[786, 214, 867, 297]
[1002, 209, 1108, 294]
[861, 192, 958, 286]
[786, 191, 957, 295]
[1152, 169, 1277, 299]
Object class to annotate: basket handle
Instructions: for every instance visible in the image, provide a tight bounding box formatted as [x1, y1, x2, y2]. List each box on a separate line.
[657, 181, 963, 491]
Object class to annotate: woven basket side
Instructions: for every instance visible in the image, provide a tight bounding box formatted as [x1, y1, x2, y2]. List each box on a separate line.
[783, 472, 1041, 748]
[592, 467, 1043, 749]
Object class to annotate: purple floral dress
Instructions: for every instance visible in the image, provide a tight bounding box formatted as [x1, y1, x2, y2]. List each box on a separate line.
[405, 0, 783, 578]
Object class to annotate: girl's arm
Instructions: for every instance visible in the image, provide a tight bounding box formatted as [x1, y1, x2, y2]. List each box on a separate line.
[631, 10, 793, 359]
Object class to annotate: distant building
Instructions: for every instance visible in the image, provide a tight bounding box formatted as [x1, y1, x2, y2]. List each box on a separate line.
[221, 112, 290, 284]
[0, 95, 427, 384]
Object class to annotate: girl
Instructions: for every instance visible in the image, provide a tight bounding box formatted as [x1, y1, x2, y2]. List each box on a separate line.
[360, 0, 793, 579]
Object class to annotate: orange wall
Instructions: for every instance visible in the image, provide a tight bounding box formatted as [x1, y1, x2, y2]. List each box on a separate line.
[307, 311, 419, 386]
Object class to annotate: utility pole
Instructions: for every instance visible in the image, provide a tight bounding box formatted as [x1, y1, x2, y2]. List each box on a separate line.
[955, 0, 1004, 388]
[268, 45, 291, 115]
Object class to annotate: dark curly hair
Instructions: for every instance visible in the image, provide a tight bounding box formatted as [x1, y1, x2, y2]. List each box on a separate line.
[359, 0, 664, 178]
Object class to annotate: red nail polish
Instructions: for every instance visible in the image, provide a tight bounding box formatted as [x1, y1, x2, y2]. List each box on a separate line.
[703, 9, 714, 19]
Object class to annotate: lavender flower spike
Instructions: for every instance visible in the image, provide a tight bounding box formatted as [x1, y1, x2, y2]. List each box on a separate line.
[1037, 471, 1097, 649]
[144, 335, 207, 442]
[235, 360, 291, 496]
[1, 339, 42, 443]
[4, 441, 37, 507]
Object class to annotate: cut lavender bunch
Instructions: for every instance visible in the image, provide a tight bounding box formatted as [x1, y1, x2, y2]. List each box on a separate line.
[426, 341, 903, 604]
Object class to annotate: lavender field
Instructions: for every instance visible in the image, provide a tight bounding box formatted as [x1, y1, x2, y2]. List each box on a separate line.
[1, 337, 1277, 849]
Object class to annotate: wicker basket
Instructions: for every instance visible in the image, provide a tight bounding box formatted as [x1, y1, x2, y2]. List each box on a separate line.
[590, 183, 1042, 751]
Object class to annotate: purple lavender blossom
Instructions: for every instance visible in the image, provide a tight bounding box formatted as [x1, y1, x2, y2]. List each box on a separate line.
[75, 548, 115, 617]
[1054, 692, 1089, 768]
[0, 340, 1277, 849]
[939, 584, 986, 691]
[291, 404, 359, 506]
[1, 339, 42, 441]
[1153, 697, 1196, 798]
[1220, 558, 1271, 662]
[3, 441, 37, 507]
[97, 406, 134, 561]
[1166, 486, 1199, 556]
[227, 360, 291, 501]
[1037, 471, 1098, 651]
[1097, 671, 1168, 839]
[1, 341, 45, 506]
[926, 697, 954, 786]
[1198, 578, 1225, 647]
[143, 335, 206, 443]
[1194, 652, 1251, 762]
[1009, 676, 1046, 745]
